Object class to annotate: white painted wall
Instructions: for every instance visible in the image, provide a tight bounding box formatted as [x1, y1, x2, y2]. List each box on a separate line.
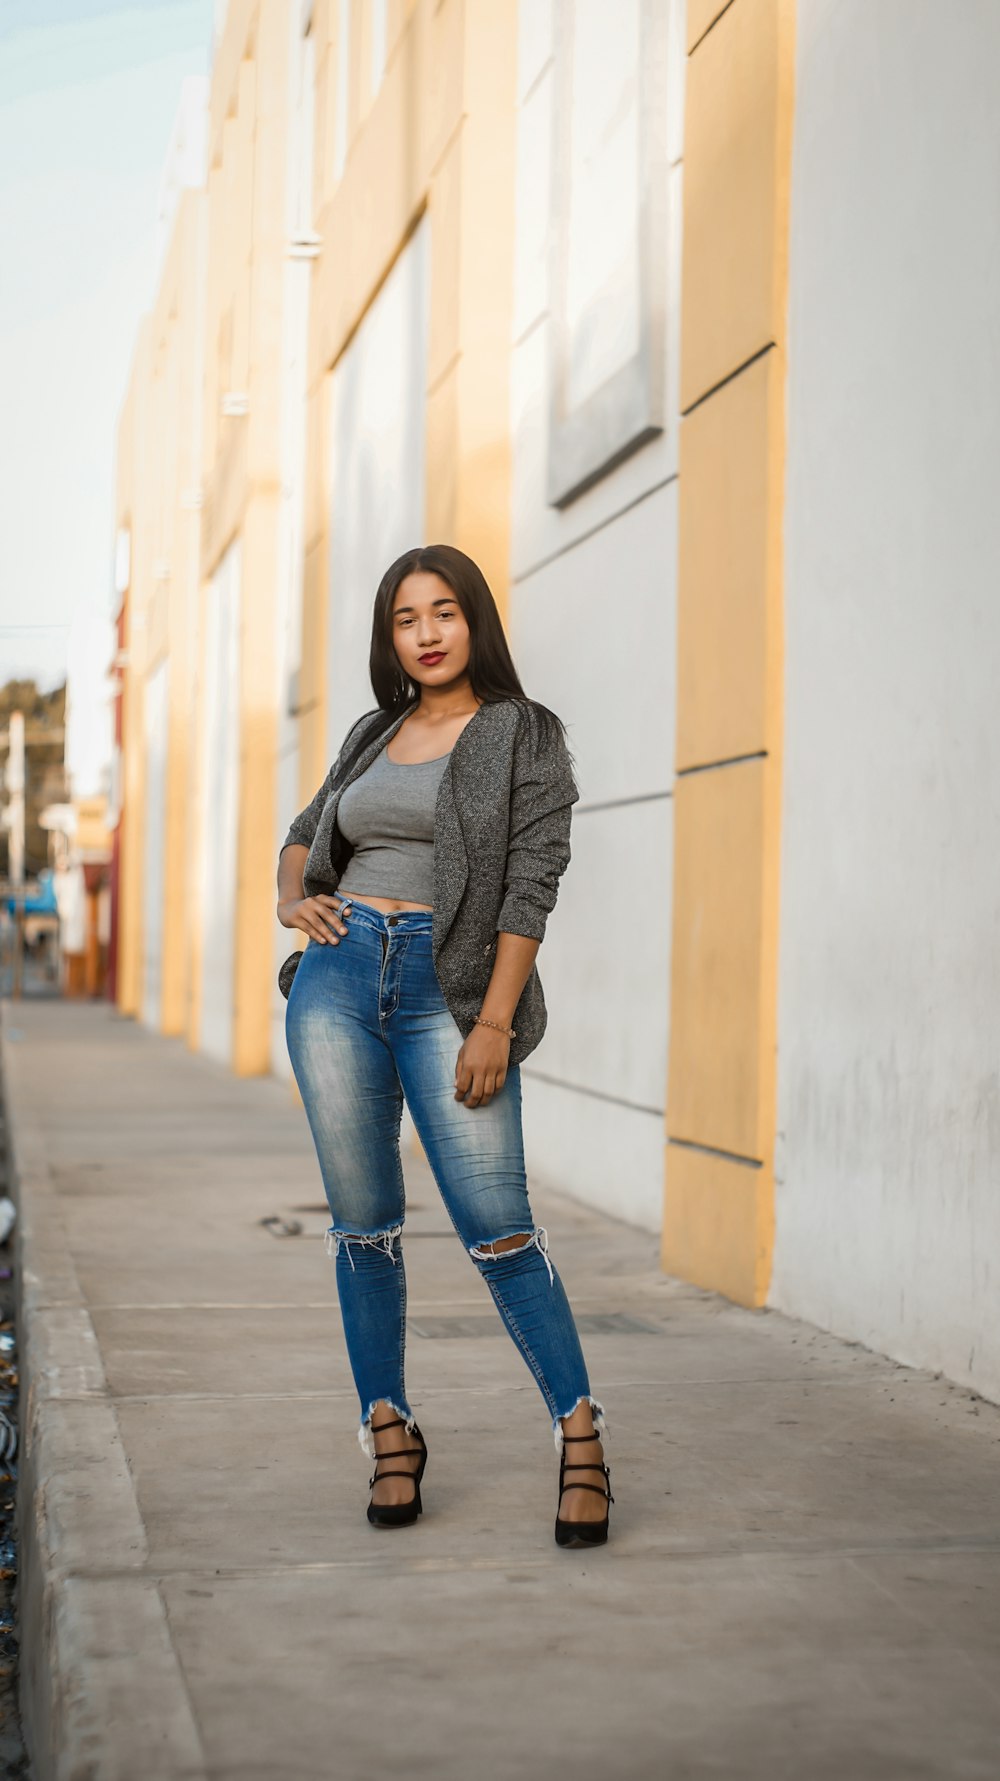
[509, 0, 685, 1232]
[773, 1, 1000, 1400]
[199, 538, 242, 1067]
[326, 216, 430, 762]
[141, 658, 169, 1029]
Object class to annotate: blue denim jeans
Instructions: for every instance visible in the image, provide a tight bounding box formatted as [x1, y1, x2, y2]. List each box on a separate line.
[284, 897, 603, 1457]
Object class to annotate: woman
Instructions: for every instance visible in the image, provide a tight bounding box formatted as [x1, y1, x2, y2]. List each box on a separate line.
[276, 544, 613, 1548]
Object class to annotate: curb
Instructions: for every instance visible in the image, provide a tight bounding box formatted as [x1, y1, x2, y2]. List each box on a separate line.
[2, 1005, 206, 1780]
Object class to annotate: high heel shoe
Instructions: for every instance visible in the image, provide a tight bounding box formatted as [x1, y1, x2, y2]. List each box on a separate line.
[554, 1430, 614, 1548]
[366, 1417, 427, 1528]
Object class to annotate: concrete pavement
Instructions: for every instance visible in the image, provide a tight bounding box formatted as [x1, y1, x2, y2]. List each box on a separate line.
[4, 998, 1000, 1780]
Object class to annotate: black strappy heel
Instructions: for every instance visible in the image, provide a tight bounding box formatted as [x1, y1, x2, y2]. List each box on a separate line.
[554, 1430, 614, 1548]
[366, 1417, 427, 1528]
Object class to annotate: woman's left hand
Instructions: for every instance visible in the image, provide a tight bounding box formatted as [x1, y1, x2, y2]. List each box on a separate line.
[454, 1025, 511, 1107]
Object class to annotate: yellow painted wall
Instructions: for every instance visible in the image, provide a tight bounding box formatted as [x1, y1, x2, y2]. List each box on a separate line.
[115, 321, 150, 1022]
[676, 352, 786, 771]
[687, 0, 735, 51]
[157, 190, 206, 1039]
[680, 0, 794, 409]
[73, 798, 112, 859]
[663, 0, 795, 1307]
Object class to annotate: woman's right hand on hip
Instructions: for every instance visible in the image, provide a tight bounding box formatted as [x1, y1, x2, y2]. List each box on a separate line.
[276, 895, 351, 944]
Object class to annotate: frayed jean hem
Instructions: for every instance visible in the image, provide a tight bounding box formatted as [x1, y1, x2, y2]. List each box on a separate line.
[552, 1395, 607, 1453]
[357, 1397, 416, 1461]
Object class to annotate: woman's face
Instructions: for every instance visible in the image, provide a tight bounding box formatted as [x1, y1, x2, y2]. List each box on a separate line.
[392, 571, 472, 692]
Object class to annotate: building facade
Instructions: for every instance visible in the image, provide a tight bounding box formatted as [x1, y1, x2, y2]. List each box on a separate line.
[114, 0, 1000, 1404]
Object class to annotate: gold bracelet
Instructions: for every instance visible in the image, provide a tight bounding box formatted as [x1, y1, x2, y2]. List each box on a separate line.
[475, 1015, 516, 1040]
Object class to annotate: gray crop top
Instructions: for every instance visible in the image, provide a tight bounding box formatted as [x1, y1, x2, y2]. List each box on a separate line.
[335, 743, 451, 907]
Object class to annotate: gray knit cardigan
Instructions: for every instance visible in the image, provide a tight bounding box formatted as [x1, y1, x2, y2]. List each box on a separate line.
[278, 698, 580, 1066]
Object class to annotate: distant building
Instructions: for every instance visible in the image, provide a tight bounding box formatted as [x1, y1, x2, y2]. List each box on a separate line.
[42, 796, 112, 997]
[0, 680, 68, 880]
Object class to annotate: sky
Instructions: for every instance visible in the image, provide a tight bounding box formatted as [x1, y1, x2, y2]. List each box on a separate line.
[0, 0, 214, 796]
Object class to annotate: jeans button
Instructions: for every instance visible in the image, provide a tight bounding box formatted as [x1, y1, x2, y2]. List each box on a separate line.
[387, 915, 398, 927]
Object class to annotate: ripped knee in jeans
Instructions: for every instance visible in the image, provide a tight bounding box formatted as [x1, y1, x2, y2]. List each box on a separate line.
[325, 1222, 403, 1271]
[468, 1225, 554, 1284]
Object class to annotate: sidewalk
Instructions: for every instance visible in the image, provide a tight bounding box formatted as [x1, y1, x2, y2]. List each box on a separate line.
[4, 1000, 1000, 1781]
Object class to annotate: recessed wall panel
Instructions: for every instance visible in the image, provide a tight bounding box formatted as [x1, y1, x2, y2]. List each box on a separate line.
[327, 216, 431, 758]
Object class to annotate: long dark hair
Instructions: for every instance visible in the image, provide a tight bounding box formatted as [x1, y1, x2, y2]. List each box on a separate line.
[336, 544, 576, 782]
